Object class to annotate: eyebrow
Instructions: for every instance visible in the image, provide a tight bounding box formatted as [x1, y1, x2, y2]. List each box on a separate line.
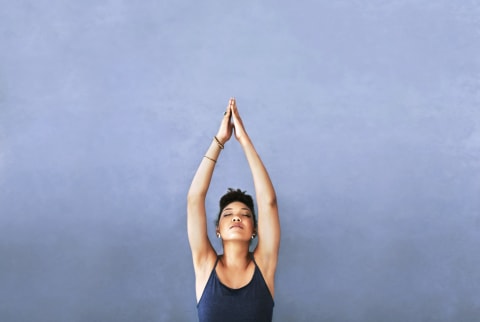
[223, 207, 251, 212]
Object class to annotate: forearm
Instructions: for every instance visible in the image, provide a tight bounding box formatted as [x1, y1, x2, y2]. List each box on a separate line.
[240, 136, 277, 207]
[187, 138, 224, 200]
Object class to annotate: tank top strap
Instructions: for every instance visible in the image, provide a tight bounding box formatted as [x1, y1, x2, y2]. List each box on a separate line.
[212, 255, 220, 271]
[250, 252, 258, 267]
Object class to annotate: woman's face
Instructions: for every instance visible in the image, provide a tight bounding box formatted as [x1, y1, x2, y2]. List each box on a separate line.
[217, 201, 255, 242]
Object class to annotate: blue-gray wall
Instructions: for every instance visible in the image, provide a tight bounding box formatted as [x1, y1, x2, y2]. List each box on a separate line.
[1, 1, 479, 321]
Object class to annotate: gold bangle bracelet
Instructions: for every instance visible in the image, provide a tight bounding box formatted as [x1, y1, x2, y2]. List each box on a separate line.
[213, 136, 224, 149]
[204, 155, 217, 163]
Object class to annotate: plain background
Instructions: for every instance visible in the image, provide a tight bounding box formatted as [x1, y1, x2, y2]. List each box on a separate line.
[1, 1, 479, 321]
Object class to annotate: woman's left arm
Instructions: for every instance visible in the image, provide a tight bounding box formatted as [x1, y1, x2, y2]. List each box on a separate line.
[230, 99, 280, 277]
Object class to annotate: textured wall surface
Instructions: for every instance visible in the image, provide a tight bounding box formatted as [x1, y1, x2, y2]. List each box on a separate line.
[1, 1, 479, 321]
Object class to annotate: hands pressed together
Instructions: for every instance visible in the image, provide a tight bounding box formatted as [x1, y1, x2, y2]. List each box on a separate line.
[216, 98, 249, 146]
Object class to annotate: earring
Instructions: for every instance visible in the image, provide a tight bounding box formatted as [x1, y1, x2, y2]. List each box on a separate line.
[217, 233, 221, 239]
[251, 234, 256, 240]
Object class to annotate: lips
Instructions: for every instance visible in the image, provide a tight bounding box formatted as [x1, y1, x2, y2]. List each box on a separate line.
[229, 224, 243, 229]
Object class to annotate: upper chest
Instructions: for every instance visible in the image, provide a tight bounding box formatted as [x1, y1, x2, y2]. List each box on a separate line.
[215, 261, 256, 290]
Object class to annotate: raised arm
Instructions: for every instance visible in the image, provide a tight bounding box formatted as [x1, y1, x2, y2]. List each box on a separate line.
[230, 99, 280, 284]
[187, 100, 233, 275]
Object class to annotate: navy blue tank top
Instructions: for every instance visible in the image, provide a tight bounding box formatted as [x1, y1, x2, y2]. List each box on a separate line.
[197, 255, 274, 322]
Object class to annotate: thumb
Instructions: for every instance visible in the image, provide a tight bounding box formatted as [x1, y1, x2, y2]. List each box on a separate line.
[224, 104, 231, 118]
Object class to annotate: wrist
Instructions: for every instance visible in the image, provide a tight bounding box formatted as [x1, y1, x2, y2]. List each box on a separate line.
[237, 134, 251, 146]
[213, 136, 225, 149]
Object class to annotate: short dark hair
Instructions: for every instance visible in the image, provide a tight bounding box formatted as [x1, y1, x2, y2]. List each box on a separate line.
[216, 188, 257, 228]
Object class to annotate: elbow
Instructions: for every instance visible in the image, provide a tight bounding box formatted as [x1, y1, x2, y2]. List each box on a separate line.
[187, 190, 206, 204]
[269, 196, 278, 208]
[260, 195, 277, 209]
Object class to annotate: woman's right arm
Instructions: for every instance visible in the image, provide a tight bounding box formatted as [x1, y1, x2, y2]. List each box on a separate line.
[187, 100, 233, 274]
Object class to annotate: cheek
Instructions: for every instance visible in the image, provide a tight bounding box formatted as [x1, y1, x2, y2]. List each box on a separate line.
[218, 220, 229, 230]
[246, 218, 255, 229]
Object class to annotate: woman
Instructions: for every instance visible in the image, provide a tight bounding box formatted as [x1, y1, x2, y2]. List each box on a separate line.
[187, 98, 280, 322]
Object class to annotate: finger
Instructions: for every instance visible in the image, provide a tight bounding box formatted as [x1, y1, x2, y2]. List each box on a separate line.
[224, 98, 235, 116]
[232, 99, 239, 115]
[231, 103, 239, 119]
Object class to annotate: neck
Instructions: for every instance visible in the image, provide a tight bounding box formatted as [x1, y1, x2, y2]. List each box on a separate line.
[221, 241, 251, 268]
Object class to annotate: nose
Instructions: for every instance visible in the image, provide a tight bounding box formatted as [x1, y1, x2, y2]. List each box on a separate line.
[232, 216, 241, 222]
